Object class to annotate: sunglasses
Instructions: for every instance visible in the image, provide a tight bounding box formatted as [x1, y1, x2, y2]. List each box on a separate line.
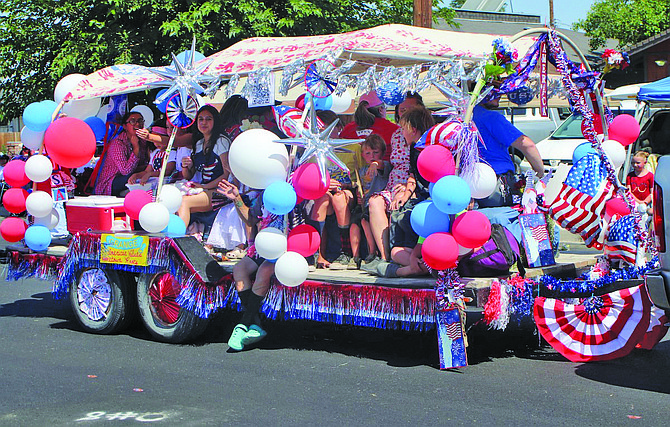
[126, 118, 145, 125]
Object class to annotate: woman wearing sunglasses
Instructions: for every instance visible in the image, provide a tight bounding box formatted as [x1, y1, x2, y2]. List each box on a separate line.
[94, 111, 150, 196]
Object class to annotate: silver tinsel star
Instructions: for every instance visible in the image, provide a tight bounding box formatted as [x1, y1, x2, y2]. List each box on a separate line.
[277, 99, 363, 185]
[149, 37, 220, 111]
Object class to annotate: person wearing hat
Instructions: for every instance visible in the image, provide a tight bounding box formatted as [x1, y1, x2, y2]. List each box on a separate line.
[339, 90, 399, 162]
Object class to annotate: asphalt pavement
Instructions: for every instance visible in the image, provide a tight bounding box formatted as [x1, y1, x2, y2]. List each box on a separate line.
[0, 275, 668, 426]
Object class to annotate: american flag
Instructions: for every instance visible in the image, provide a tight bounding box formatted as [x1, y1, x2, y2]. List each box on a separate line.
[415, 119, 462, 151]
[273, 105, 322, 137]
[605, 214, 638, 264]
[445, 321, 463, 341]
[530, 224, 550, 242]
[549, 153, 614, 249]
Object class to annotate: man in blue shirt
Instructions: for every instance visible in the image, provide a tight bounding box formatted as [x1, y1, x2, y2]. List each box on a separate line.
[472, 95, 545, 207]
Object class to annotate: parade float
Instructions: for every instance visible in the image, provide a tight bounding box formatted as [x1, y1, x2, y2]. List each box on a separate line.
[2, 24, 666, 369]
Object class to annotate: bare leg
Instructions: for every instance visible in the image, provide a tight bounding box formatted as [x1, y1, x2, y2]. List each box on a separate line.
[391, 246, 413, 266]
[233, 256, 259, 293]
[177, 190, 213, 227]
[251, 260, 276, 297]
[350, 223, 361, 258]
[361, 218, 376, 256]
[331, 190, 353, 227]
[368, 195, 390, 260]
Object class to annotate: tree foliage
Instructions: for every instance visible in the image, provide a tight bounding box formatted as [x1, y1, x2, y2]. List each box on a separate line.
[0, 0, 455, 122]
[574, 0, 670, 50]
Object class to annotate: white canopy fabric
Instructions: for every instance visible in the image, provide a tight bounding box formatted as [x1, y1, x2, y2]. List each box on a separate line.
[68, 24, 537, 101]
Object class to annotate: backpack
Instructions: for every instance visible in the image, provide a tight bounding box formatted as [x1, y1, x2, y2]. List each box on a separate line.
[457, 223, 524, 277]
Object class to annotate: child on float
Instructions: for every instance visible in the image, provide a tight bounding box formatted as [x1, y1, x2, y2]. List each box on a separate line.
[176, 105, 231, 227]
[126, 120, 177, 187]
[350, 134, 392, 268]
[363, 93, 425, 264]
[310, 109, 363, 269]
[218, 172, 303, 351]
[626, 150, 654, 215]
[364, 106, 435, 278]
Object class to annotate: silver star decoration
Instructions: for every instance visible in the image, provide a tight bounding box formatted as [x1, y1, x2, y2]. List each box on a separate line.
[276, 98, 363, 185]
[149, 36, 220, 110]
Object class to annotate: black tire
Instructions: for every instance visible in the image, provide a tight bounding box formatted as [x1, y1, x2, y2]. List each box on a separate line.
[69, 268, 134, 334]
[136, 272, 209, 343]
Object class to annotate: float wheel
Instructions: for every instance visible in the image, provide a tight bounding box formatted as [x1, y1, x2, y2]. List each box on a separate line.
[136, 272, 209, 343]
[69, 268, 135, 334]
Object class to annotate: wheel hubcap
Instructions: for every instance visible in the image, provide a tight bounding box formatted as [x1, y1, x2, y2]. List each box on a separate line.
[77, 269, 111, 321]
[148, 273, 181, 325]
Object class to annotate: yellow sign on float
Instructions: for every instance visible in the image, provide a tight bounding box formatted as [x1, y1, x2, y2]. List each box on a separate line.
[100, 234, 149, 266]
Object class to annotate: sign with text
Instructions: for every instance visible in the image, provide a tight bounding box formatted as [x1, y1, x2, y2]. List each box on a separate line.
[100, 234, 149, 266]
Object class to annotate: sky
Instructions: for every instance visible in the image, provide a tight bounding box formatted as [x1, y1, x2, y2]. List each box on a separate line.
[504, 0, 598, 29]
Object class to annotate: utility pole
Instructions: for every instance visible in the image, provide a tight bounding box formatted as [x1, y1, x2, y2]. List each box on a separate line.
[548, 0, 555, 27]
[413, 0, 432, 28]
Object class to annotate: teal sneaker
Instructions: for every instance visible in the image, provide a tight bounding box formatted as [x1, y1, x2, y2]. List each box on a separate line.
[227, 324, 248, 351]
[242, 324, 267, 346]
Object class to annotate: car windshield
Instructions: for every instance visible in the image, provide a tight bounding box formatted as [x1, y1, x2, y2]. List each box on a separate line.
[551, 114, 584, 139]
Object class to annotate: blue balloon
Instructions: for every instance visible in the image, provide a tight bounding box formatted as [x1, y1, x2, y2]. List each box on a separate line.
[84, 116, 106, 141]
[305, 93, 333, 110]
[175, 50, 206, 66]
[428, 182, 434, 198]
[410, 200, 451, 238]
[23, 101, 57, 132]
[376, 82, 406, 106]
[432, 176, 471, 214]
[263, 181, 297, 215]
[24, 225, 52, 251]
[163, 214, 186, 237]
[155, 89, 170, 113]
[572, 142, 597, 164]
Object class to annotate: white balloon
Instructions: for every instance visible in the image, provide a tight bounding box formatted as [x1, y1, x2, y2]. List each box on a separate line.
[138, 202, 170, 233]
[24, 155, 53, 183]
[54, 74, 86, 104]
[274, 251, 309, 287]
[25, 191, 54, 218]
[458, 244, 473, 256]
[33, 208, 60, 230]
[157, 185, 183, 214]
[229, 129, 289, 189]
[602, 139, 626, 169]
[20, 126, 45, 151]
[466, 162, 497, 199]
[254, 227, 287, 260]
[63, 97, 101, 120]
[331, 91, 352, 113]
[131, 105, 155, 127]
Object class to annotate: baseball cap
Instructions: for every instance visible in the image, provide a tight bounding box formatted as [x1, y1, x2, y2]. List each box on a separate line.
[359, 90, 384, 107]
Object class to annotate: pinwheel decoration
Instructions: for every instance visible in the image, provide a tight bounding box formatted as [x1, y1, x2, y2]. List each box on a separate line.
[166, 94, 198, 129]
[277, 98, 363, 185]
[304, 59, 338, 98]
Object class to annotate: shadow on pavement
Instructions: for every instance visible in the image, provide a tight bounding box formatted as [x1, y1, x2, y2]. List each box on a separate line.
[574, 342, 670, 394]
[0, 291, 71, 321]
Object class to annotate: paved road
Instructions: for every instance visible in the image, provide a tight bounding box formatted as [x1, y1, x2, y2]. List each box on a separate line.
[0, 276, 668, 426]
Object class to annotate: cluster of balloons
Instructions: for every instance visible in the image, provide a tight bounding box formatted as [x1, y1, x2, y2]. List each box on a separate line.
[409, 133, 495, 271]
[302, 91, 352, 114]
[574, 113, 641, 169]
[124, 185, 185, 236]
[227, 128, 329, 287]
[254, 224, 320, 286]
[0, 159, 57, 250]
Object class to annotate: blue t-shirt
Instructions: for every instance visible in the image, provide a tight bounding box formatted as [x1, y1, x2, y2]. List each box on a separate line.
[472, 105, 523, 175]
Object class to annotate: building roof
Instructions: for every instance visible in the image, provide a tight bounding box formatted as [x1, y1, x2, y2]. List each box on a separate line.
[626, 28, 670, 56]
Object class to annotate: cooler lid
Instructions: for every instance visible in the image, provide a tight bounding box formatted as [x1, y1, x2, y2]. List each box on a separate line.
[66, 196, 126, 207]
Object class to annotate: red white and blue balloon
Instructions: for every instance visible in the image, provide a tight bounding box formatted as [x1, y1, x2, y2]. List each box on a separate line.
[375, 82, 405, 106]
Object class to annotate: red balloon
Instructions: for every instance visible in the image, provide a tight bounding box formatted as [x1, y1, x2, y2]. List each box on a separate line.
[451, 211, 491, 248]
[124, 189, 152, 220]
[605, 197, 630, 218]
[417, 145, 455, 183]
[421, 232, 459, 270]
[3, 188, 29, 214]
[581, 114, 603, 137]
[0, 217, 28, 242]
[43, 116, 96, 168]
[608, 114, 640, 146]
[3, 160, 30, 188]
[292, 163, 330, 200]
[287, 224, 321, 257]
[295, 94, 306, 110]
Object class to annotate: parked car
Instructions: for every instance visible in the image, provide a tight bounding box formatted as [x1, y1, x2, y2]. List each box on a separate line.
[644, 154, 670, 313]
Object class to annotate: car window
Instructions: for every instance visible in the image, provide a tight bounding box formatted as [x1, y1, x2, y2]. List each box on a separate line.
[551, 114, 584, 138]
